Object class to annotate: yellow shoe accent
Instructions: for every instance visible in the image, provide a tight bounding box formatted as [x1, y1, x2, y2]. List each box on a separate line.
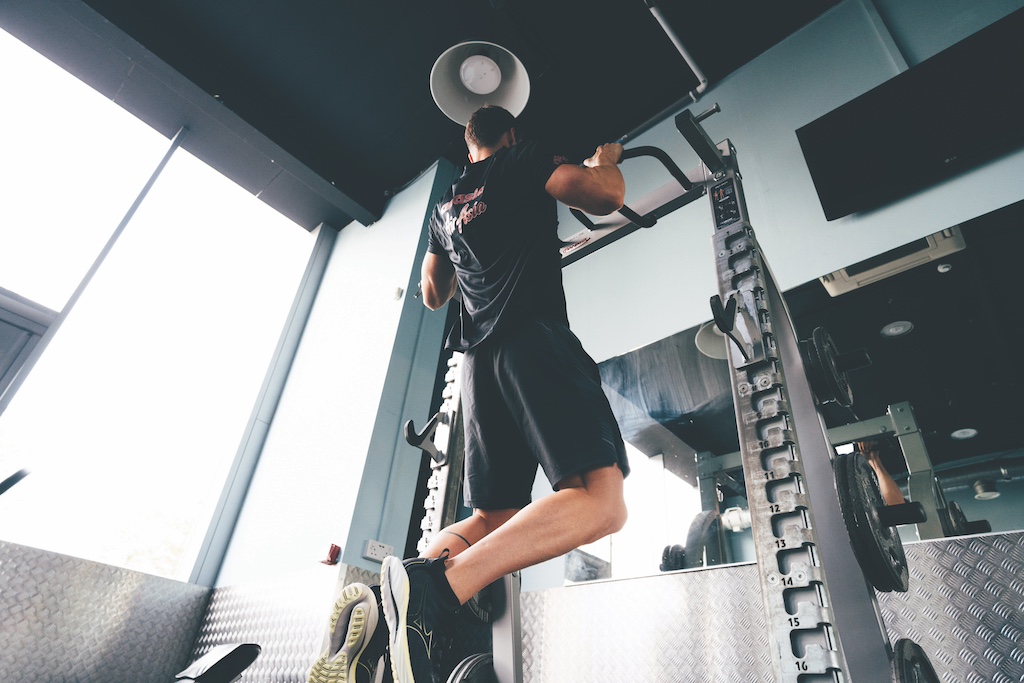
[309, 583, 378, 683]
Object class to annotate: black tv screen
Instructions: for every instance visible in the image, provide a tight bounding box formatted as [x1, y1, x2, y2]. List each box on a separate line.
[796, 8, 1024, 221]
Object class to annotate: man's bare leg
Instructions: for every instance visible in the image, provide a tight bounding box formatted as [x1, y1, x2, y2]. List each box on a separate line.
[437, 464, 626, 604]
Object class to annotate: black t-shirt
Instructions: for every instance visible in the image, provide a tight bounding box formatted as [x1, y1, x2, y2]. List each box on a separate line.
[427, 142, 570, 351]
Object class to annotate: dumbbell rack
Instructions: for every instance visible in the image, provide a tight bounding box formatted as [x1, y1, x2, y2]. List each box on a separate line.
[408, 353, 466, 555]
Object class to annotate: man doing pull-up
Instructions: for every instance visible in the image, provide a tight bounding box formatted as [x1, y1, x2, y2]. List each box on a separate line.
[380, 105, 631, 683]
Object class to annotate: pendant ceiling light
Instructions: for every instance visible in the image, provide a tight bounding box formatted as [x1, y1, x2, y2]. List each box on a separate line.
[430, 41, 530, 125]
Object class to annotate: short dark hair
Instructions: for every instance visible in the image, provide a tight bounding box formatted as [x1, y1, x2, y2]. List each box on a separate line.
[465, 105, 516, 149]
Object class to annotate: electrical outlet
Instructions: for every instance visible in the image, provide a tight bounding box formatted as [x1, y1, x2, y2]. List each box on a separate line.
[362, 539, 394, 563]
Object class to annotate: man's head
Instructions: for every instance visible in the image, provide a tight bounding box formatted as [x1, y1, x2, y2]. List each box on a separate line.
[465, 106, 516, 162]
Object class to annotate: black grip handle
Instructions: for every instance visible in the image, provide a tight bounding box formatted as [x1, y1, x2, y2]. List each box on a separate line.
[620, 146, 693, 191]
[570, 144, 693, 232]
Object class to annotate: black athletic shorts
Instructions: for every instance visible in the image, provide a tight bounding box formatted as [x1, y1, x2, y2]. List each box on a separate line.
[460, 318, 630, 510]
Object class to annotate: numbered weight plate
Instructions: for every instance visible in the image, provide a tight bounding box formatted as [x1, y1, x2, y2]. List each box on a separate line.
[835, 452, 909, 592]
[892, 638, 940, 683]
[446, 653, 496, 683]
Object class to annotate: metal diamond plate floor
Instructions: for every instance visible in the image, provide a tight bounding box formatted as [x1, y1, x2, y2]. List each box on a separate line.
[0, 540, 209, 683]
[516, 533, 1024, 683]
[521, 562, 774, 683]
[3, 533, 1021, 682]
[880, 533, 1024, 683]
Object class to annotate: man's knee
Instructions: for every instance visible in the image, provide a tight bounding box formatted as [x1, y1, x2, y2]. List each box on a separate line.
[581, 465, 628, 539]
[474, 508, 518, 533]
[598, 491, 628, 538]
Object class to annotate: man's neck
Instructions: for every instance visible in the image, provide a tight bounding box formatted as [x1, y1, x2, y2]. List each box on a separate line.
[471, 145, 503, 163]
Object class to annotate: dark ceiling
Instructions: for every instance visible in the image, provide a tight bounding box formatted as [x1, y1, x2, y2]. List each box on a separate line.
[74, 0, 840, 224]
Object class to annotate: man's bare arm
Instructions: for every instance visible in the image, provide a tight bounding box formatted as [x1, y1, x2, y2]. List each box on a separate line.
[421, 251, 458, 310]
[544, 143, 625, 215]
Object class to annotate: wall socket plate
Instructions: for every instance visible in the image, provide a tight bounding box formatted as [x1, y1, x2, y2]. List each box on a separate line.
[362, 539, 394, 563]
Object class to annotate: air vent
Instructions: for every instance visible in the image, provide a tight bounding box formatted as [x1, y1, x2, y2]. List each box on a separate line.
[819, 226, 965, 296]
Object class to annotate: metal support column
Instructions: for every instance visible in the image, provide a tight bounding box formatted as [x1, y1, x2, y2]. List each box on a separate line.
[887, 403, 945, 539]
[706, 138, 893, 680]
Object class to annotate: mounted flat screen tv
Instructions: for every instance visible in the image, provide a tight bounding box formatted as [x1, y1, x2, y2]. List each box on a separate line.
[796, 8, 1024, 221]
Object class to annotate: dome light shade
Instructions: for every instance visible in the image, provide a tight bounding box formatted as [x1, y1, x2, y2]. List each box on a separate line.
[430, 41, 530, 125]
[695, 320, 729, 360]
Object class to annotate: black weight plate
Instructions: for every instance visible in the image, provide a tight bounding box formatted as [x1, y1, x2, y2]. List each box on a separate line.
[446, 653, 496, 683]
[660, 544, 686, 572]
[463, 585, 494, 624]
[835, 452, 909, 592]
[946, 501, 968, 536]
[892, 638, 941, 683]
[799, 336, 829, 404]
[836, 453, 908, 591]
[683, 510, 721, 569]
[812, 327, 854, 408]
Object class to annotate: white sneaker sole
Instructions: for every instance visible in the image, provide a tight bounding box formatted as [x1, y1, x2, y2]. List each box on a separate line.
[381, 556, 415, 683]
[308, 583, 378, 683]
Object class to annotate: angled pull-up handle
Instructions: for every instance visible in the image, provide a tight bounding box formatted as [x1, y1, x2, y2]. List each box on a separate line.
[620, 146, 693, 190]
[571, 144, 693, 231]
[404, 412, 445, 465]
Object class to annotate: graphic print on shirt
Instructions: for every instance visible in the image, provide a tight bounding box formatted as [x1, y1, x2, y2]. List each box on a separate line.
[440, 184, 486, 236]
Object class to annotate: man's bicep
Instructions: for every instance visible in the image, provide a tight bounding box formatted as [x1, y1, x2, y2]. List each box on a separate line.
[423, 250, 454, 281]
[544, 164, 622, 216]
[421, 250, 456, 310]
[544, 164, 591, 208]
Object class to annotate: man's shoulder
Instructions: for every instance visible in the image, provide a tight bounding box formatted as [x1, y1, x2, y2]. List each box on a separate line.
[506, 141, 570, 167]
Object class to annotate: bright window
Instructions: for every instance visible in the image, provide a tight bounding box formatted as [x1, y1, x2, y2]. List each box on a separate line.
[0, 28, 170, 312]
[0, 28, 315, 580]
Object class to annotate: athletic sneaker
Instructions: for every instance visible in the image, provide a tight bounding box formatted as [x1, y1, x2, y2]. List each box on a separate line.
[309, 583, 391, 683]
[381, 554, 460, 683]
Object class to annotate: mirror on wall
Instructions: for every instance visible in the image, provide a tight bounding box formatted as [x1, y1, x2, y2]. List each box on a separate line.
[567, 198, 1024, 583]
